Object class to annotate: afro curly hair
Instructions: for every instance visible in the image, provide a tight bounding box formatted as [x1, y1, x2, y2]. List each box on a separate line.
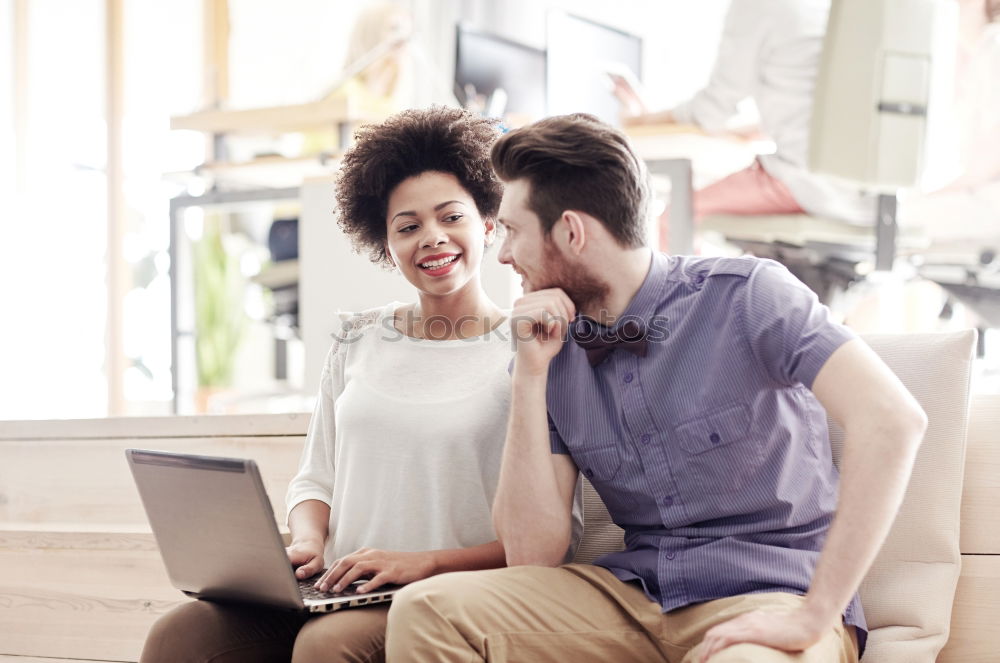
[335, 106, 503, 267]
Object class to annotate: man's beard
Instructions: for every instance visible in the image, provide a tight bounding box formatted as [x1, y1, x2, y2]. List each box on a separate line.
[537, 240, 610, 315]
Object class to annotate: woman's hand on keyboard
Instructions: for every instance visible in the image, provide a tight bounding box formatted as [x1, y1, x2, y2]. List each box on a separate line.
[286, 537, 326, 580]
[314, 547, 436, 594]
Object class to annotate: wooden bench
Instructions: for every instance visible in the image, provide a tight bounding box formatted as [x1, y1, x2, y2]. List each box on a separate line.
[0, 415, 309, 662]
[0, 400, 996, 661]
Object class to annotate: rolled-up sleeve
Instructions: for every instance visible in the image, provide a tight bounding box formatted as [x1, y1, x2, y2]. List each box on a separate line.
[739, 259, 856, 389]
[671, 0, 769, 132]
[549, 412, 571, 455]
[548, 414, 584, 562]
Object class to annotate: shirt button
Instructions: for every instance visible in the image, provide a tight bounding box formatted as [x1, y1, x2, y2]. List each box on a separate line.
[584, 468, 594, 479]
[709, 432, 722, 444]
[624, 372, 634, 384]
[662, 495, 674, 507]
[640, 434, 651, 445]
[665, 551, 676, 560]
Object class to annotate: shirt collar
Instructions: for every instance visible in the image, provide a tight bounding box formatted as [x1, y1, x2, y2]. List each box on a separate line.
[609, 250, 671, 329]
[562, 251, 672, 367]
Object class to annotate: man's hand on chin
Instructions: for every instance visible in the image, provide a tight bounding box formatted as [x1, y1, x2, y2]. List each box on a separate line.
[510, 288, 576, 376]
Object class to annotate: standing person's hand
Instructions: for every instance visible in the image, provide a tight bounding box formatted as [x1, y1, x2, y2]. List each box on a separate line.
[609, 71, 648, 118]
[286, 537, 325, 580]
[510, 288, 576, 377]
[314, 548, 438, 594]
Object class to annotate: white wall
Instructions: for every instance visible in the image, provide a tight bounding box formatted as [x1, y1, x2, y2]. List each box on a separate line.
[227, 0, 365, 109]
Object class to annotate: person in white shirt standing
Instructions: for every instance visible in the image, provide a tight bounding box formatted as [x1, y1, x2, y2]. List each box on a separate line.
[617, 0, 875, 249]
[140, 107, 519, 663]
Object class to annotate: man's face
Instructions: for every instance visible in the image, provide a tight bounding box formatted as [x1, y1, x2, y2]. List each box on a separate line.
[496, 179, 551, 294]
[497, 179, 609, 313]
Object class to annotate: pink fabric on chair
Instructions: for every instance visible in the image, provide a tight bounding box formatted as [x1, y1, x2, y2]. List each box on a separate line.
[660, 159, 805, 252]
[694, 159, 805, 218]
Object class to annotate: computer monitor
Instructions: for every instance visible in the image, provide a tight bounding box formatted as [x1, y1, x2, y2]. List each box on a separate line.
[546, 12, 642, 126]
[454, 25, 546, 121]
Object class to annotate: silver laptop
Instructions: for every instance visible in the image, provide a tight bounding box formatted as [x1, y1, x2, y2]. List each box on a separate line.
[126, 448, 399, 613]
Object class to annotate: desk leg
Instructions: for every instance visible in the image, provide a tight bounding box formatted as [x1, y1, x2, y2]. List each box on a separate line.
[169, 200, 180, 414]
[875, 193, 898, 272]
[646, 158, 694, 256]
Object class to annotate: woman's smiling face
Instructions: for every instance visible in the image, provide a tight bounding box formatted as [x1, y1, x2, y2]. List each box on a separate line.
[385, 170, 496, 297]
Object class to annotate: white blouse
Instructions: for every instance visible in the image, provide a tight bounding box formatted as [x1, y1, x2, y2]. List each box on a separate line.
[286, 303, 514, 564]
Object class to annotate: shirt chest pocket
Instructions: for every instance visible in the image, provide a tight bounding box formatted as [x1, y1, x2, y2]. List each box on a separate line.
[572, 444, 646, 521]
[674, 402, 761, 493]
[573, 444, 623, 484]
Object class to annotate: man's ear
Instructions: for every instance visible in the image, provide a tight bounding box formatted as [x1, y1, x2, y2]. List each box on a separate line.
[559, 211, 587, 257]
[483, 217, 497, 246]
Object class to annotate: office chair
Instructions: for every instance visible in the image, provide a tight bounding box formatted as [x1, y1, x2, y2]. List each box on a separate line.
[698, 0, 955, 304]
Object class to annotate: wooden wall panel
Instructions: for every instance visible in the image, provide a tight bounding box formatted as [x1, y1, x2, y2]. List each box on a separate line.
[939, 554, 1000, 662]
[0, 435, 304, 526]
[0, 535, 187, 661]
[959, 395, 1000, 554]
[0, 418, 307, 660]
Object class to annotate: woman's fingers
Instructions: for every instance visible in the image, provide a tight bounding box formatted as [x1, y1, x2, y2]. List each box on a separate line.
[330, 560, 375, 592]
[286, 542, 324, 580]
[315, 555, 351, 591]
[295, 556, 323, 579]
[356, 571, 391, 594]
[313, 548, 425, 594]
[316, 550, 383, 592]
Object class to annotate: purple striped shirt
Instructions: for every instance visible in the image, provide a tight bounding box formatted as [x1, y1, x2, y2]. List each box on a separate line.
[547, 252, 866, 651]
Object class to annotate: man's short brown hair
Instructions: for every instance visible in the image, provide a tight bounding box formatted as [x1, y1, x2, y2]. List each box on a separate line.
[490, 113, 649, 248]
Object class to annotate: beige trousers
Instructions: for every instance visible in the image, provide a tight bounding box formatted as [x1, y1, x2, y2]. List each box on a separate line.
[385, 564, 858, 663]
[139, 599, 389, 663]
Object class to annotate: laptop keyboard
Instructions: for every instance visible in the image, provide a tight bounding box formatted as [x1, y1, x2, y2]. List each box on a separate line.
[297, 573, 366, 600]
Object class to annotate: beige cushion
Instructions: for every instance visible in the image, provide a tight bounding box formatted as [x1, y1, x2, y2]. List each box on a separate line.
[573, 330, 976, 661]
[832, 330, 976, 662]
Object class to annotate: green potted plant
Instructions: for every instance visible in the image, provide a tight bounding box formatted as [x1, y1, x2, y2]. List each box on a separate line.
[193, 212, 246, 412]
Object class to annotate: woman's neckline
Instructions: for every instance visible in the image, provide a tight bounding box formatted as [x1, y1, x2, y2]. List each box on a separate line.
[386, 302, 507, 343]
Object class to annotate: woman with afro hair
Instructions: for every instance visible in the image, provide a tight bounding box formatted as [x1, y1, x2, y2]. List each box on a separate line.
[140, 107, 536, 663]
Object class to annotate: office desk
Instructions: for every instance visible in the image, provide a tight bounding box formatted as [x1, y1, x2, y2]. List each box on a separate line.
[623, 123, 767, 254]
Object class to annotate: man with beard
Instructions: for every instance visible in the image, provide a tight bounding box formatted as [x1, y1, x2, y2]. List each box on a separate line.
[383, 113, 927, 663]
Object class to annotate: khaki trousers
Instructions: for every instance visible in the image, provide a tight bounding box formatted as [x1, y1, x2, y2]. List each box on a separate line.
[385, 565, 858, 663]
[139, 599, 389, 663]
